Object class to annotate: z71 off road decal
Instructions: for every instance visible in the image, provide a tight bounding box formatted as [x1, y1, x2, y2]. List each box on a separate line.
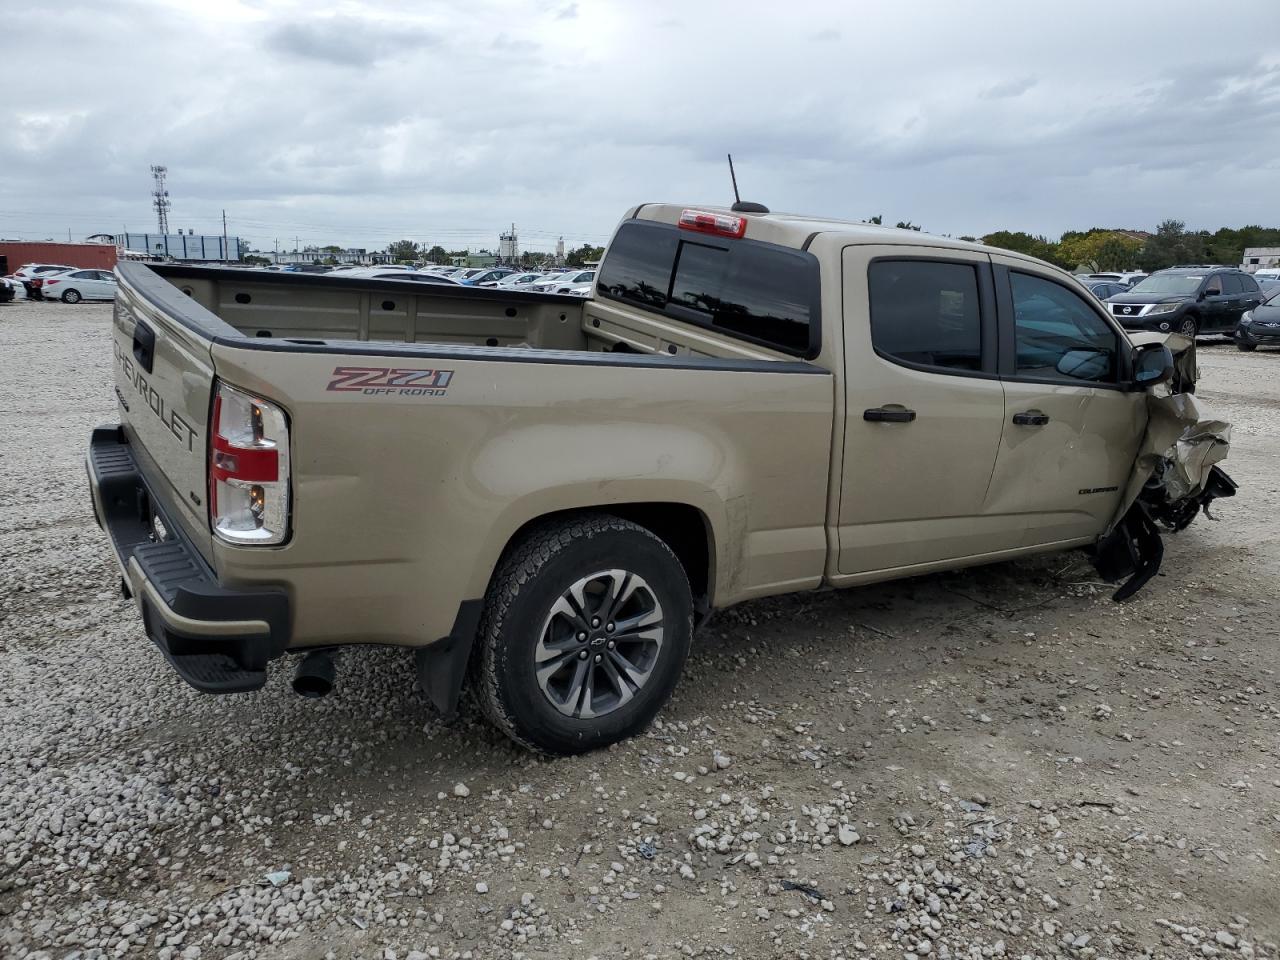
[326, 366, 454, 397]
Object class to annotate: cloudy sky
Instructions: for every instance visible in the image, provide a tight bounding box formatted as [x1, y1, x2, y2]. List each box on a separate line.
[3, 0, 1278, 254]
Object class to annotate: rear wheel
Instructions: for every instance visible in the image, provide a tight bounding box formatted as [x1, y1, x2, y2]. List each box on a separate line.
[61, 288, 82, 304]
[1177, 315, 1198, 338]
[474, 514, 693, 754]
[1237, 341, 1257, 352]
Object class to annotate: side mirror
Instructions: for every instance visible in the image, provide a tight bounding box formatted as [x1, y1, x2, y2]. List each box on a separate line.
[1132, 343, 1174, 387]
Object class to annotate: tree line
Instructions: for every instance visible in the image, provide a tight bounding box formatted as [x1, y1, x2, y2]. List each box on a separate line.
[868, 216, 1280, 273]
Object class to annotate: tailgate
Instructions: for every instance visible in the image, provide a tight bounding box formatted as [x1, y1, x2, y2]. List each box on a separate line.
[111, 263, 233, 562]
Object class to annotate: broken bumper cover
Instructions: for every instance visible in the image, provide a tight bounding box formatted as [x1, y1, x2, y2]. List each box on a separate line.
[1095, 337, 1237, 600]
[86, 425, 291, 692]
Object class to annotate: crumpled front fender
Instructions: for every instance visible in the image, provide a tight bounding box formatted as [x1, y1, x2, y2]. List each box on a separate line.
[1094, 334, 1236, 601]
[1107, 335, 1232, 533]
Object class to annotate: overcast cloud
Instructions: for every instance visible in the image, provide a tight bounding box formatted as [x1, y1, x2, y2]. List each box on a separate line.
[3, 0, 1279, 253]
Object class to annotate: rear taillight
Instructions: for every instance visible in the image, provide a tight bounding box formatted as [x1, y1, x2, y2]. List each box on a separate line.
[209, 382, 290, 545]
[678, 208, 747, 239]
[44, 279, 60, 286]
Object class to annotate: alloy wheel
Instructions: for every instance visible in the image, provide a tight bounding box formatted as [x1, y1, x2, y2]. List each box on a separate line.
[534, 569, 665, 719]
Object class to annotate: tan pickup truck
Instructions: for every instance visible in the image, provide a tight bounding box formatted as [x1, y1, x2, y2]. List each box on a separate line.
[87, 203, 1235, 753]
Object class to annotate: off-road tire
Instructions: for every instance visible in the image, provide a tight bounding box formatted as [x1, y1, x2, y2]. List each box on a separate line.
[1237, 341, 1257, 352]
[474, 514, 693, 754]
[61, 289, 81, 304]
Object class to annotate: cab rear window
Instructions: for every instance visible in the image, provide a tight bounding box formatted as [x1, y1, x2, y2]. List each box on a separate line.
[597, 219, 820, 357]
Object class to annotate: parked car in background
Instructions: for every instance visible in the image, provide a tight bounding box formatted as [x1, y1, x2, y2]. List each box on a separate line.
[1085, 279, 1129, 300]
[459, 268, 516, 286]
[1105, 267, 1263, 336]
[331, 268, 462, 285]
[1235, 287, 1280, 351]
[40, 268, 118, 303]
[530, 269, 596, 294]
[0, 277, 17, 303]
[484, 272, 545, 289]
[13, 263, 75, 297]
[1086, 272, 1147, 287]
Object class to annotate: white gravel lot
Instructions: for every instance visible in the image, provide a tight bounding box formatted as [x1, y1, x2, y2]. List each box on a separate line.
[1, 300, 1278, 960]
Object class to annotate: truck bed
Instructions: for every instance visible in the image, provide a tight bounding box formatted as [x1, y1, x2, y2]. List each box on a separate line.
[142, 262, 592, 351]
[104, 260, 835, 662]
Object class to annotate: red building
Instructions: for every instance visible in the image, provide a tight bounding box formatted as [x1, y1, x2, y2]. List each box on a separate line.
[0, 241, 118, 276]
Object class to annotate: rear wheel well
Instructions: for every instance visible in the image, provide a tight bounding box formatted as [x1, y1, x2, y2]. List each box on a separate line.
[499, 503, 713, 617]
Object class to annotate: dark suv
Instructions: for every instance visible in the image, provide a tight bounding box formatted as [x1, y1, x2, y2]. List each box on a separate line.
[1104, 267, 1263, 337]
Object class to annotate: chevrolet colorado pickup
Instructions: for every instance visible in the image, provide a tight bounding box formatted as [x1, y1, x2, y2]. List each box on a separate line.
[87, 203, 1235, 753]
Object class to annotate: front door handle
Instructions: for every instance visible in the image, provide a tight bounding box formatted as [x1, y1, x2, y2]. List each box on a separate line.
[864, 406, 916, 423]
[1012, 411, 1050, 426]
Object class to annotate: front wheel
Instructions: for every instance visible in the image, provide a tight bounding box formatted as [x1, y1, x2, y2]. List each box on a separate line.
[1177, 316, 1198, 338]
[474, 514, 693, 754]
[61, 288, 82, 304]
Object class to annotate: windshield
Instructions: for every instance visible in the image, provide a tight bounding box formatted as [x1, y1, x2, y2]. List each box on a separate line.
[1265, 287, 1280, 305]
[1129, 274, 1203, 296]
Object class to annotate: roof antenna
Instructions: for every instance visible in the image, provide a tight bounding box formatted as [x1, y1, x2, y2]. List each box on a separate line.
[727, 154, 769, 215]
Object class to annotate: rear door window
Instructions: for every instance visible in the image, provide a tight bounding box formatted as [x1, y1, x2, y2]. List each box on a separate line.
[1222, 274, 1243, 295]
[1240, 274, 1260, 293]
[868, 260, 984, 372]
[597, 219, 820, 356]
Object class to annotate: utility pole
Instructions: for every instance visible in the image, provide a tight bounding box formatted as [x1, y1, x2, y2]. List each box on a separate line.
[222, 209, 229, 261]
[274, 239, 279, 264]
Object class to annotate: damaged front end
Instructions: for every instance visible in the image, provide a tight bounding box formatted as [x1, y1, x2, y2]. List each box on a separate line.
[1092, 334, 1237, 601]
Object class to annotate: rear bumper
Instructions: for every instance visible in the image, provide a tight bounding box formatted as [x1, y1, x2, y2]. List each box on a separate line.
[87, 424, 291, 693]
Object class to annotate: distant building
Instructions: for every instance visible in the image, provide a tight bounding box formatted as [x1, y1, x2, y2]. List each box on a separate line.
[270, 248, 368, 266]
[93, 231, 245, 262]
[1242, 247, 1280, 272]
[499, 225, 518, 263]
[0, 241, 116, 275]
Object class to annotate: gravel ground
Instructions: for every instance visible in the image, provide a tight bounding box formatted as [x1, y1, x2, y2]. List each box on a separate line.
[2, 300, 1278, 960]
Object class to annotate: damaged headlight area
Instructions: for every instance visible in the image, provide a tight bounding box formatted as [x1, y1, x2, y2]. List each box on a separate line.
[1091, 340, 1237, 601]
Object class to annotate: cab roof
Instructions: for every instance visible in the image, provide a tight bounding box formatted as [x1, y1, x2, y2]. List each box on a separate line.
[630, 202, 990, 255]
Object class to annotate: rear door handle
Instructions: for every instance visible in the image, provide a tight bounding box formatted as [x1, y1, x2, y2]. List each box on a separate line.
[864, 406, 916, 423]
[1012, 411, 1050, 426]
